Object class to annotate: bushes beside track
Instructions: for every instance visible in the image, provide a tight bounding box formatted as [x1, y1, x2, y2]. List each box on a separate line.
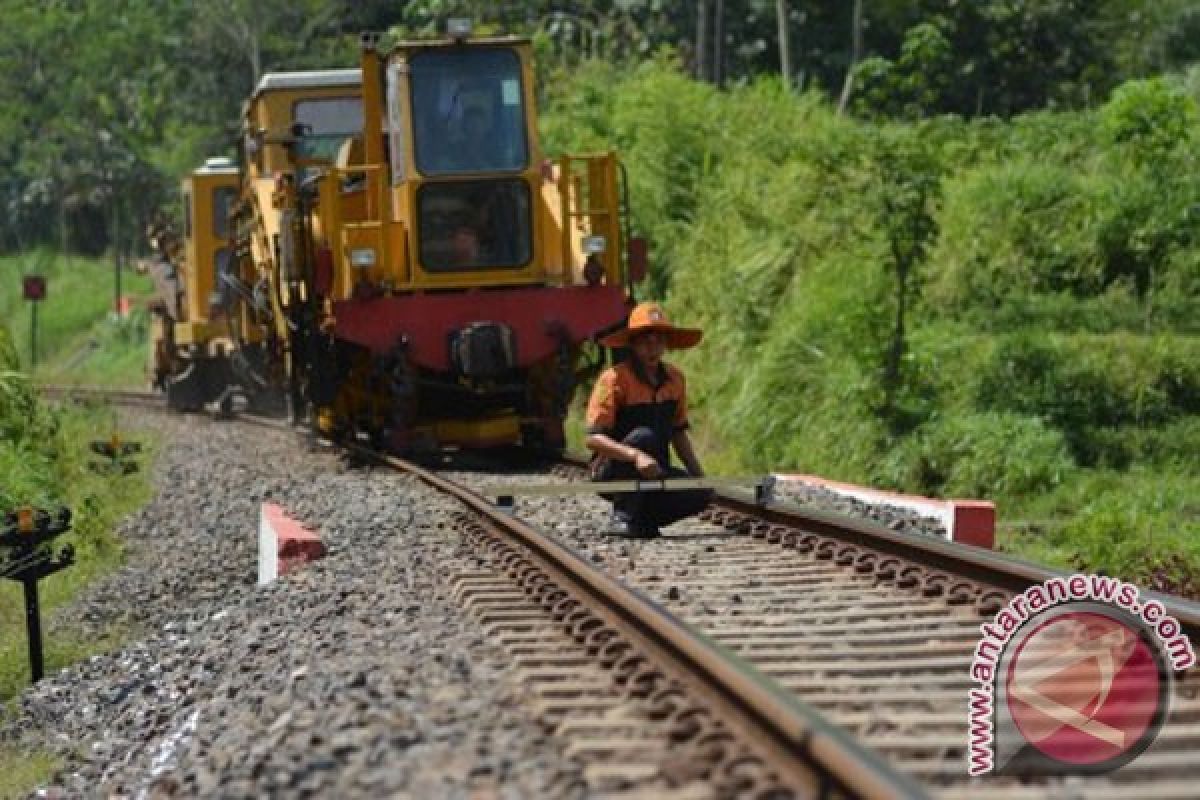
[0, 322, 153, 704]
[543, 61, 1200, 587]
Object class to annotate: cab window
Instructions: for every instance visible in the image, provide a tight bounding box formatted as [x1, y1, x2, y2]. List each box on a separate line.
[410, 49, 528, 175]
[212, 247, 233, 309]
[294, 97, 364, 161]
[418, 179, 531, 271]
[212, 187, 236, 239]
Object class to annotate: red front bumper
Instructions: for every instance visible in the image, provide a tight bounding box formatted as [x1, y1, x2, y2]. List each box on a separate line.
[333, 285, 627, 371]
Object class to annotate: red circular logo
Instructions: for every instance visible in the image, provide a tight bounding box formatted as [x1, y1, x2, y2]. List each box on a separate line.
[1005, 609, 1165, 769]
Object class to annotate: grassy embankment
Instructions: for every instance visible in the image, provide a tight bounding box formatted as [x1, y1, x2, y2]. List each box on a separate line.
[545, 62, 1200, 592]
[1, 251, 154, 388]
[0, 253, 157, 794]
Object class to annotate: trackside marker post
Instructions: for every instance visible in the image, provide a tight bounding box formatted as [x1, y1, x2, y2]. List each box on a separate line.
[0, 506, 74, 682]
[89, 433, 143, 475]
[774, 473, 995, 548]
[22, 275, 46, 367]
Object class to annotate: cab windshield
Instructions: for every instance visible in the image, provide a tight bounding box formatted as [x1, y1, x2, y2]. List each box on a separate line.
[410, 49, 528, 175]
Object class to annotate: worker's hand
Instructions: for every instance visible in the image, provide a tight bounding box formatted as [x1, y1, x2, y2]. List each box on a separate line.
[633, 451, 663, 478]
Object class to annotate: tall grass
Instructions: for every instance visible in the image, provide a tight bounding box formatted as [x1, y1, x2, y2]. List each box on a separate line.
[0, 319, 154, 696]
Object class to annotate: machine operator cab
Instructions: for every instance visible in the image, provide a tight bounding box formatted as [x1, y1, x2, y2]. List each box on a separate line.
[241, 69, 364, 185]
[179, 157, 239, 337]
[234, 69, 365, 405]
[324, 26, 627, 297]
[238, 67, 364, 305]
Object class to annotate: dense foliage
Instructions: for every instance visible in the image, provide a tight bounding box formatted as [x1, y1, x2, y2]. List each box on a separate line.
[3, 0, 1199, 255]
[541, 60, 1200, 583]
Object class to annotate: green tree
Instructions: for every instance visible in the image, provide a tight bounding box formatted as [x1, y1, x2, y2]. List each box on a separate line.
[852, 20, 955, 119]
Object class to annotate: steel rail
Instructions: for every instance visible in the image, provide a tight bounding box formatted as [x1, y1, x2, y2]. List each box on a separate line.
[36, 385, 300, 435]
[38, 390, 1198, 792]
[37, 385, 163, 407]
[354, 443, 929, 800]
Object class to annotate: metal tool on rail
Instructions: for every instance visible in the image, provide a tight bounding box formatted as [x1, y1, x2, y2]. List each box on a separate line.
[484, 474, 777, 514]
[0, 506, 75, 682]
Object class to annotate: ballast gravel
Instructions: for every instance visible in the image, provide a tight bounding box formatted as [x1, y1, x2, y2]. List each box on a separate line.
[4, 413, 583, 799]
[771, 479, 949, 539]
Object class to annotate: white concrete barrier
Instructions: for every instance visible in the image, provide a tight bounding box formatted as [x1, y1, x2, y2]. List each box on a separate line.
[774, 473, 995, 549]
[258, 503, 325, 585]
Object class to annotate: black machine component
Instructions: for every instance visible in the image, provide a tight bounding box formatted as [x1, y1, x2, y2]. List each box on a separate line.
[165, 348, 237, 412]
[449, 322, 517, 380]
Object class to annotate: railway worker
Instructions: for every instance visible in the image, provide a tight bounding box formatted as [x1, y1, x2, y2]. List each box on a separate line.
[451, 225, 482, 265]
[585, 302, 712, 538]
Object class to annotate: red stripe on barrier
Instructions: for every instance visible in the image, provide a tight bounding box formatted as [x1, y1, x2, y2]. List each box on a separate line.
[262, 503, 325, 575]
[950, 501, 995, 549]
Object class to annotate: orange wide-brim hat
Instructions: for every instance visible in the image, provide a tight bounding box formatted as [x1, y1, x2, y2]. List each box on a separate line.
[599, 302, 703, 350]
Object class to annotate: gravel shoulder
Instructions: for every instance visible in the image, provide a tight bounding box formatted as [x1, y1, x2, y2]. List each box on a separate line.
[6, 413, 582, 799]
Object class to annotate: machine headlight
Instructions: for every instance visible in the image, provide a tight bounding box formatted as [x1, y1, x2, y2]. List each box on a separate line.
[350, 248, 377, 269]
[582, 235, 607, 255]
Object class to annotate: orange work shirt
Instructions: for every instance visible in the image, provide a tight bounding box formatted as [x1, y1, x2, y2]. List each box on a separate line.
[586, 360, 689, 459]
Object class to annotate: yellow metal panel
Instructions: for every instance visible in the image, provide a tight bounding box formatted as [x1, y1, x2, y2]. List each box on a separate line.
[433, 414, 521, 448]
[550, 153, 623, 288]
[539, 174, 567, 284]
[588, 152, 621, 286]
[317, 171, 345, 297]
[342, 223, 385, 286]
[386, 220, 409, 287]
[174, 320, 230, 346]
[360, 47, 384, 166]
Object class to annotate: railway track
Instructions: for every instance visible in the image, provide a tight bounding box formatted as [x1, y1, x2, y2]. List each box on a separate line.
[443, 464, 1200, 798]
[40, 385, 1200, 798]
[37, 384, 167, 408]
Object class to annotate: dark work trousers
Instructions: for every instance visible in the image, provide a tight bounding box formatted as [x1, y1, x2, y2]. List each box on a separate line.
[594, 427, 713, 531]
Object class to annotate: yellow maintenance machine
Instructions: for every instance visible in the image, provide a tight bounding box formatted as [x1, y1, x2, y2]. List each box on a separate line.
[244, 26, 642, 450]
